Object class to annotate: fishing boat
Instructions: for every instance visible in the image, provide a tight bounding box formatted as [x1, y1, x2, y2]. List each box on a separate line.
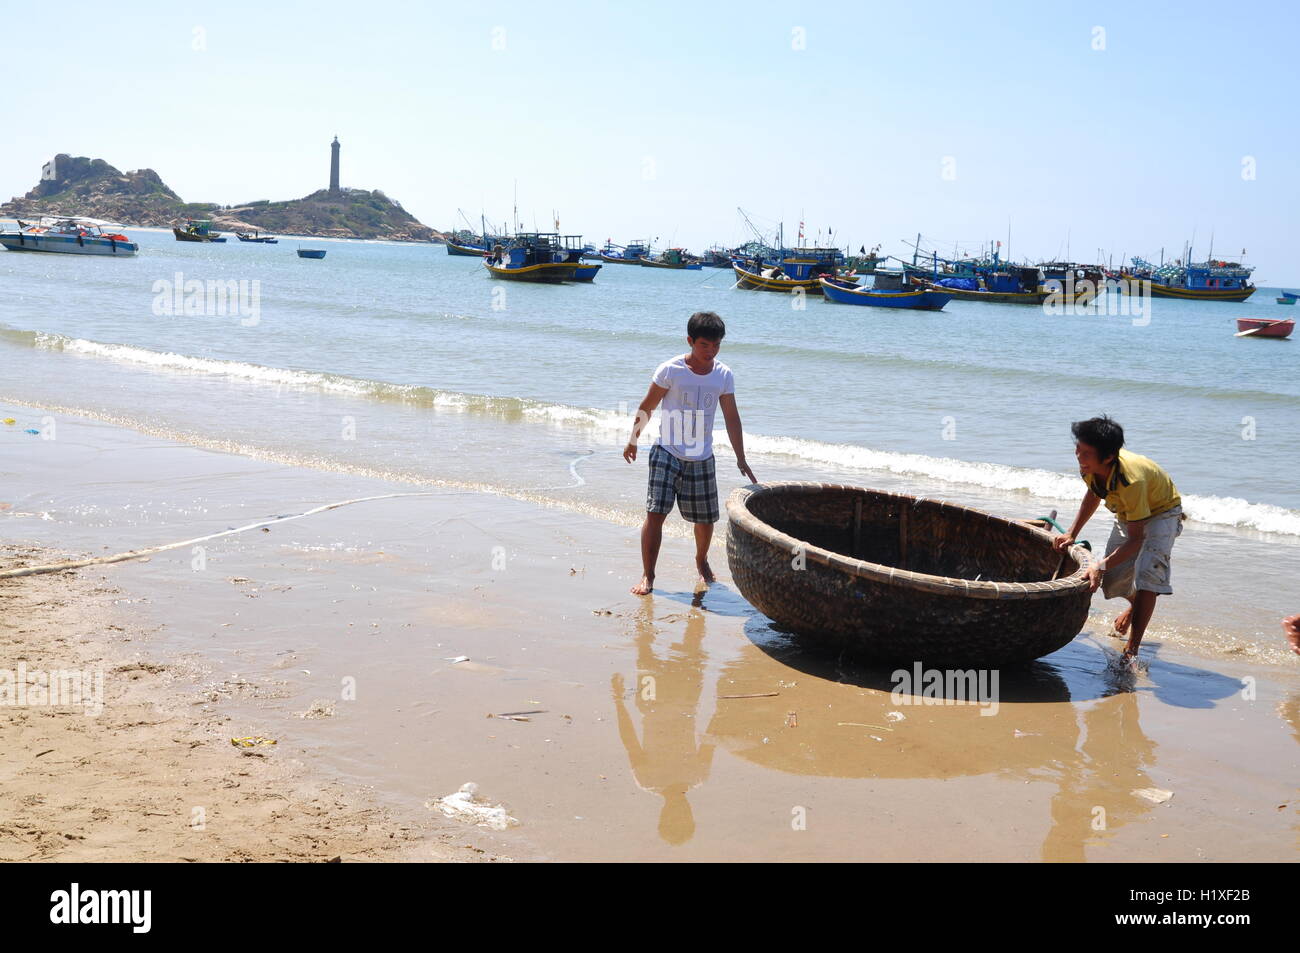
[903, 244, 1046, 303]
[236, 229, 278, 244]
[0, 216, 138, 256]
[818, 277, 951, 310]
[701, 245, 736, 268]
[914, 271, 1048, 304]
[1037, 261, 1105, 303]
[484, 233, 578, 283]
[638, 247, 703, 270]
[556, 235, 601, 282]
[446, 238, 489, 256]
[598, 240, 649, 264]
[1124, 256, 1255, 302]
[1277, 291, 1297, 305]
[1236, 318, 1293, 339]
[297, 249, 327, 259]
[732, 246, 847, 294]
[845, 244, 886, 274]
[726, 483, 1093, 667]
[173, 219, 225, 242]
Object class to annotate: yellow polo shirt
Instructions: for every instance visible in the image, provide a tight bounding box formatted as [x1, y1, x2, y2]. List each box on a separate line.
[1086, 448, 1181, 523]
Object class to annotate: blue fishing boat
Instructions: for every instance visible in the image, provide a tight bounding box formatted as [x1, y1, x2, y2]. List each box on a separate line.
[557, 235, 601, 282]
[1278, 291, 1297, 305]
[733, 245, 846, 294]
[599, 240, 649, 264]
[0, 216, 138, 256]
[819, 277, 951, 310]
[484, 233, 578, 282]
[297, 248, 327, 259]
[1124, 252, 1255, 302]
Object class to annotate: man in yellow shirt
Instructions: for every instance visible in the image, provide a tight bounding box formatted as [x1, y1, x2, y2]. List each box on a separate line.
[1053, 416, 1185, 663]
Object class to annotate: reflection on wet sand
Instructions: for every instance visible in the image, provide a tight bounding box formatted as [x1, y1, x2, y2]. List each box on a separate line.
[1042, 690, 1159, 861]
[704, 622, 1168, 861]
[611, 602, 714, 845]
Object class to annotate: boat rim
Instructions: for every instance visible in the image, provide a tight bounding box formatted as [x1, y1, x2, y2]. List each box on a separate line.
[727, 481, 1093, 600]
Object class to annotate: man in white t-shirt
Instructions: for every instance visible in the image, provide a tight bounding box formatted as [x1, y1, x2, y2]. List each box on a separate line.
[623, 311, 757, 595]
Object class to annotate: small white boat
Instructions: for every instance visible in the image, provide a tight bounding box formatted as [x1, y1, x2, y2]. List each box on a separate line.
[0, 216, 138, 256]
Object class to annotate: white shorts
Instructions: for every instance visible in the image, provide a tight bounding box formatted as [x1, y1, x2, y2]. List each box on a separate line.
[1101, 505, 1184, 600]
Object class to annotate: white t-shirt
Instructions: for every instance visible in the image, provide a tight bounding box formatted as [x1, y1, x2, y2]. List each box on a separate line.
[651, 355, 735, 461]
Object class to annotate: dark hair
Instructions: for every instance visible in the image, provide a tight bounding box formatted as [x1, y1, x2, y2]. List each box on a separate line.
[687, 311, 726, 341]
[1071, 415, 1124, 461]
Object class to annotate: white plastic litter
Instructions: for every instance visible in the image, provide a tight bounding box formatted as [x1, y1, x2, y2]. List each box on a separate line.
[1132, 787, 1174, 804]
[428, 782, 520, 831]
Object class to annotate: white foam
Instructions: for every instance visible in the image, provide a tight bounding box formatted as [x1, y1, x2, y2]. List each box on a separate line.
[25, 331, 1300, 537]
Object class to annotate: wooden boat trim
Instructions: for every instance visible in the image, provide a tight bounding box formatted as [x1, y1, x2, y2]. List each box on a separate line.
[732, 262, 826, 293]
[1147, 281, 1255, 301]
[726, 482, 1093, 601]
[484, 261, 577, 278]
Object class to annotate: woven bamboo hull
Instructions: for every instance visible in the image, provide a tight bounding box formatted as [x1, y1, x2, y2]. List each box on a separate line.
[726, 483, 1093, 668]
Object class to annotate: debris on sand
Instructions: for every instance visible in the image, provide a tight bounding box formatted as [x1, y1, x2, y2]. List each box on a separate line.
[427, 782, 519, 831]
[1133, 787, 1174, 804]
[296, 700, 335, 719]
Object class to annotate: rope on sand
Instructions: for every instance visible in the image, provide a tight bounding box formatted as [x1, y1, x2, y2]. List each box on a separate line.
[0, 491, 443, 579]
[1, 451, 596, 580]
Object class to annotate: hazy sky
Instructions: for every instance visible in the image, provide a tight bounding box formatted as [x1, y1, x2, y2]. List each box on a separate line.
[4, 0, 1297, 280]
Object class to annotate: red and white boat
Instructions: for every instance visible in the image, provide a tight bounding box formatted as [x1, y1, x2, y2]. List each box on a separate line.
[1235, 317, 1294, 339]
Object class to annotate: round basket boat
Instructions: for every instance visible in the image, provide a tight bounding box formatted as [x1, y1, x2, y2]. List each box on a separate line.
[726, 483, 1094, 668]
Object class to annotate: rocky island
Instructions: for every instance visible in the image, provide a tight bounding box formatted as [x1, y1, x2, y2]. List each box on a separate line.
[2, 151, 443, 243]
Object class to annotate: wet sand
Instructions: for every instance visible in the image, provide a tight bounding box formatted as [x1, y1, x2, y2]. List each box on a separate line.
[1, 405, 1296, 861]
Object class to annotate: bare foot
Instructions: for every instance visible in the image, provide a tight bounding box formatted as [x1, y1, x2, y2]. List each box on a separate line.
[695, 559, 716, 589]
[630, 575, 654, 596]
[1112, 607, 1132, 636]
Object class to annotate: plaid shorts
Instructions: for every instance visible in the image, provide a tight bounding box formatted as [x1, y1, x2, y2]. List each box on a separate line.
[646, 443, 719, 523]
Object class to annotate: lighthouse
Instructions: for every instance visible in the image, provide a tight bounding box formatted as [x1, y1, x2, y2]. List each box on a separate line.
[329, 136, 340, 194]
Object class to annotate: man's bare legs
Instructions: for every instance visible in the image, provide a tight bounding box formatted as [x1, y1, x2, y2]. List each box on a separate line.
[694, 521, 715, 588]
[632, 511, 668, 595]
[1122, 589, 1159, 660]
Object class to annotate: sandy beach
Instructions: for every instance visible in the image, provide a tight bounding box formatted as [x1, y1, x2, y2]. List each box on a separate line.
[0, 539, 509, 862]
[2, 402, 1295, 862]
